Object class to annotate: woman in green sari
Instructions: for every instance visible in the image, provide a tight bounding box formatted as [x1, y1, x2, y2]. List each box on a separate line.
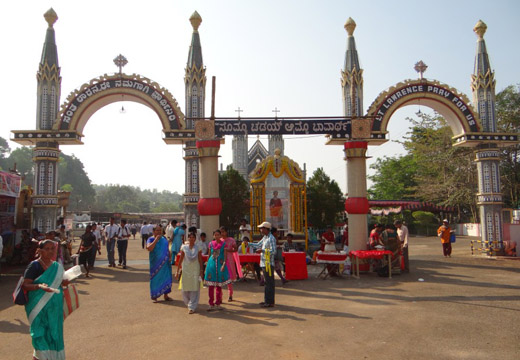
[22, 239, 69, 360]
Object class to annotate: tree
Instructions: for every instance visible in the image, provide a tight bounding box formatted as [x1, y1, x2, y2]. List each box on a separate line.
[368, 154, 417, 200]
[58, 154, 96, 210]
[3, 147, 35, 187]
[402, 112, 478, 222]
[496, 85, 520, 208]
[219, 166, 249, 230]
[306, 168, 344, 229]
[0, 137, 10, 169]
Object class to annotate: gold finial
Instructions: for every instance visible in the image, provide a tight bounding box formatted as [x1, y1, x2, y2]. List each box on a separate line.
[344, 17, 356, 36]
[190, 11, 202, 31]
[474, 20, 487, 39]
[44, 8, 58, 28]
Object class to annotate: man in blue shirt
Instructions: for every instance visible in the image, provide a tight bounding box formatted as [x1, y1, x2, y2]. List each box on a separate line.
[249, 221, 276, 307]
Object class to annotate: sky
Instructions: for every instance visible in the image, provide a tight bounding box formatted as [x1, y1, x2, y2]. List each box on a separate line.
[1, 0, 519, 196]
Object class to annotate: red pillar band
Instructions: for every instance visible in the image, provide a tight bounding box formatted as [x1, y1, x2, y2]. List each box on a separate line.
[345, 197, 369, 214]
[196, 140, 221, 149]
[344, 141, 368, 150]
[198, 197, 222, 216]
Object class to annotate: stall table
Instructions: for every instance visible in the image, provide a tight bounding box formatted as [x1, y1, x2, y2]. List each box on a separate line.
[349, 250, 393, 279]
[316, 251, 348, 279]
[282, 251, 308, 280]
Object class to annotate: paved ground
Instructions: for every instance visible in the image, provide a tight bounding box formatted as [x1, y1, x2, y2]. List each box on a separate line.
[1, 235, 519, 360]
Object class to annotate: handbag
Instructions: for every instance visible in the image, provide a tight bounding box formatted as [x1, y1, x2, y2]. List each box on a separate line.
[13, 276, 28, 305]
[63, 284, 80, 319]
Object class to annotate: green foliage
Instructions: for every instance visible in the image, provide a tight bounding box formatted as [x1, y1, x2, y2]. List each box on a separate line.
[219, 166, 249, 229]
[368, 154, 417, 200]
[0, 137, 10, 165]
[307, 168, 344, 229]
[93, 185, 182, 213]
[60, 184, 74, 192]
[412, 211, 437, 225]
[3, 147, 35, 187]
[496, 85, 520, 208]
[58, 154, 96, 210]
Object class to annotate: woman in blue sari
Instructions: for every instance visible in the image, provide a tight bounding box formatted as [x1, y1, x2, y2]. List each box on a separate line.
[22, 239, 69, 360]
[146, 225, 173, 302]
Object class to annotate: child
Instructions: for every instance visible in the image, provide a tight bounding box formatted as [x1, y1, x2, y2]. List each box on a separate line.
[176, 232, 204, 314]
[204, 230, 231, 311]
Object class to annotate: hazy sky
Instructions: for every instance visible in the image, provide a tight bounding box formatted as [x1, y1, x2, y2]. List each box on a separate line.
[1, 0, 519, 195]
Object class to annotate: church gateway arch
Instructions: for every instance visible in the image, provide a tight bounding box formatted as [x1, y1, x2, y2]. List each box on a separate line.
[12, 10, 518, 255]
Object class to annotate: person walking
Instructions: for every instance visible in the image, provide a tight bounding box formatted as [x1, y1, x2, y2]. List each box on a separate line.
[104, 217, 120, 267]
[204, 229, 231, 311]
[249, 221, 277, 307]
[146, 225, 173, 303]
[394, 220, 409, 272]
[77, 224, 96, 278]
[437, 219, 453, 257]
[117, 219, 131, 269]
[140, 221, 150, 249]
[175, 232, 204, 313]
[220, 226, 238, 301]
[22, 240, 70, 360]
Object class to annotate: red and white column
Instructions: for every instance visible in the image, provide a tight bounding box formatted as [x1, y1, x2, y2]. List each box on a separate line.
[196, 140, 222, 234]
[344, 141, 369, 251]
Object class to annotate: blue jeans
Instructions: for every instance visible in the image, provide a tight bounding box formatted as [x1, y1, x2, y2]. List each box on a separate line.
[107, 239, 116, 266]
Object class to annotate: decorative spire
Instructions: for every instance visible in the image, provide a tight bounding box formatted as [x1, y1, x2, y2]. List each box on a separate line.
[186, 11, 203, 69]
[44, 8, 58, 28]
[190, 11, 202, 32]
[40, 8, 59, 68]
[341, 17, 363, 117]
[344, 17, 356, 36]
[473, 20, 487, 39]
[472, 19, 492, 77]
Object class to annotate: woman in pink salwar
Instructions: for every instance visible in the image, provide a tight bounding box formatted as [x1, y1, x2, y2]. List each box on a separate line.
[220, 226, 238, 302]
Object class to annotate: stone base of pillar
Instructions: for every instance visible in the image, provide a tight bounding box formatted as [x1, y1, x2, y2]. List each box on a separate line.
[348, 214, 368, 252]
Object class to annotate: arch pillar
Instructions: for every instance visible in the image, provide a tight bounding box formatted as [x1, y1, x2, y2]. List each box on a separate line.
[344, 141, 369, 251]
[196, 140, 221, 235]
[32, 143, 61, 232]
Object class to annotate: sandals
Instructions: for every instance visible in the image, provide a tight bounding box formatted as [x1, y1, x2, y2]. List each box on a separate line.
[164, 295, 173, 301]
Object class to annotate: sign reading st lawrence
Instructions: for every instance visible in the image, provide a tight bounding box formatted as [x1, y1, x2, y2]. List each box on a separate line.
[372, 84, 479, 132]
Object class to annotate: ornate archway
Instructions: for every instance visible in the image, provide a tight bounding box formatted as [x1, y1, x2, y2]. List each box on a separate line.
[13, 73, 191, 145]
[366, 79, 480, 144]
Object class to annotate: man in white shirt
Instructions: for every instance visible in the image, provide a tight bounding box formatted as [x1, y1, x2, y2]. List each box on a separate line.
[395, 220, 409, 273]
[105, 217, 120, 267]
[117, 219, 131, 269]
[239, 219, 251, 242]
[140, 222, 149, 249]
[165, 220, 176, 245]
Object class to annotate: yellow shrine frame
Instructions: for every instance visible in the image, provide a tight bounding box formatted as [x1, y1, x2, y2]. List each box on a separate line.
[249, 150, 308, 249]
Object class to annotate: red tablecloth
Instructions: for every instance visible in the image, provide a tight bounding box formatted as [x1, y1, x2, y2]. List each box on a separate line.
[238, 253, 260, 264]
[349, 250, 392, 259]
[282, 252, 308, 280]
[316, 251, 348, 264]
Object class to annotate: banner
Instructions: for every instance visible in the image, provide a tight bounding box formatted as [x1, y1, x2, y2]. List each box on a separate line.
[0, 171, 22, 197]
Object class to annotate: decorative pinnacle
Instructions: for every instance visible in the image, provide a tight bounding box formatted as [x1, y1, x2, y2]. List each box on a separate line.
[44, 8, 58, 28]
[113, 54, 128, 74]
[344, 17, 356, 36]
[190, 11, 202, 31]
[474, 20, 487, 39]
[414, 60, 428, 79]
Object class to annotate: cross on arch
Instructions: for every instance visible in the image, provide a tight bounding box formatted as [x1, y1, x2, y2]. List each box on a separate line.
[272, 107, 280, 119]
[235, 107, 244, 119]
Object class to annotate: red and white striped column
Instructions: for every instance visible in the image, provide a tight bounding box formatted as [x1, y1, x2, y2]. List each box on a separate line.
[196, 140, 222, 235]
[344, 141, 369, 251]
